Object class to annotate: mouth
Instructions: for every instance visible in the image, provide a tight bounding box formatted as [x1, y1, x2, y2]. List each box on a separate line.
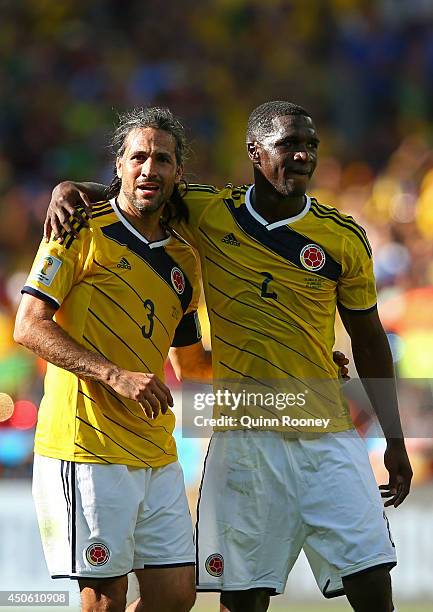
[136, 183, 160, 197]
[286, 169, 310, 177]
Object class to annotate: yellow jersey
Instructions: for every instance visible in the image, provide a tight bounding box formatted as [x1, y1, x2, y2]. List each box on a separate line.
[176, 184, 376, 432]
[23, 198, 201, 466]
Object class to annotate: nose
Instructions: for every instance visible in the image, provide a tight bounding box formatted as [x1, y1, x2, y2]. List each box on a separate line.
[293, 150, 310, 162]
[141, 156, 157, 178]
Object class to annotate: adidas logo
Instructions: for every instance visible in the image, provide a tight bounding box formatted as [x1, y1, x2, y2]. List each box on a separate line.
[221, 233, 240, 246]
[117, 257, 131, 270]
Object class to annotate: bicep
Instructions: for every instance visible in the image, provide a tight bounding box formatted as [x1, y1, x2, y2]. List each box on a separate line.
[15, 293, 57, 339]
[338, 304, 384, 344]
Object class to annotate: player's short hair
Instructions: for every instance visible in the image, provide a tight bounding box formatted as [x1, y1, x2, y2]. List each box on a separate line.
[106, 106, 189, 224]
[246, 101, 311, 143]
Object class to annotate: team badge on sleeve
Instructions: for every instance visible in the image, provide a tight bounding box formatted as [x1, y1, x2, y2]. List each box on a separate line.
[300, 244, 326, 272]
[85, 543, 110, 566]
[171, 267, 185, 294]
[33, 255, 63, 287]
[205, 553, 224, 577]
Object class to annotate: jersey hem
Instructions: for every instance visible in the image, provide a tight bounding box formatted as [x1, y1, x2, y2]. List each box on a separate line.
[212, 421, 354, 434]
[33, 449, 178, 469]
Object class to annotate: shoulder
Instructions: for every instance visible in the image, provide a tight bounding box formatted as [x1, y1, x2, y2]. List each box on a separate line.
[184, 182, 249, 202]
[59, 200, 117, 250]
[309, 197, 372, 258]
[166, 231, 199, 265]
[89, 200, 115, 221]
[168, 226, 196, 251]
[186, 183, 220, 196]
[182, 183, 251, 219]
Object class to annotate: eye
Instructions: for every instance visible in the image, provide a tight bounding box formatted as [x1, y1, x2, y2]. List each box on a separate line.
[157, 154, 172, 163]
[280, 139, 295, 147]
[132, 154, 146, 162]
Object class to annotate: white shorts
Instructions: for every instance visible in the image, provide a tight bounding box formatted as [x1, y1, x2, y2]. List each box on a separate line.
[32, 455, 195, 579]
[196, 430, 396, 596]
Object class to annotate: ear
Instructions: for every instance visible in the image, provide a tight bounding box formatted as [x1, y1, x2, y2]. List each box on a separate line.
[174, 163, 183, 184]
[247, 142, 261, 165]
[116, 156, 122, 179]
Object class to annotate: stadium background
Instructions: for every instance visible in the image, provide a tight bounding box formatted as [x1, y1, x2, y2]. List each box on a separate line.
[0, 1, 432, 610]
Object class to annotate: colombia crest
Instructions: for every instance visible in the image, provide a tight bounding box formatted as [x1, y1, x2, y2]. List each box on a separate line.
[85, 543, 110, 566]
[300, 244, 326, 272]
[171, 267, 185, 294]
[205, 553, 224, 577]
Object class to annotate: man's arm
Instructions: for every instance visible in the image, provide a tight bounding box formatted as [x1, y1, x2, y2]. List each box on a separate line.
[168, 345, 348, 384]
[44, 181, 107, 242]
[338, 305, 412, 507]
[14, 293, 173, 418]
[169, 343, 213, 383]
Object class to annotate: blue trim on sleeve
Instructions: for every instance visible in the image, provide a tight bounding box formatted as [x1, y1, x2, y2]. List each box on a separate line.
[21, 286, 60, 310]
[337, 302, 377, 315]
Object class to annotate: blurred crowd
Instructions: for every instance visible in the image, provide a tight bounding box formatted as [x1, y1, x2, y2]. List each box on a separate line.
[1, 0, 433, 480]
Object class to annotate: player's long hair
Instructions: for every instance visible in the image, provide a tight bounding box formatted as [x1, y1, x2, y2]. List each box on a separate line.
[105, 107, 189, 225]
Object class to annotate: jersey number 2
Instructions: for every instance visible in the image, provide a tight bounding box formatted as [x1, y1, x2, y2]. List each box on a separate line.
[261, 272, 278, 300]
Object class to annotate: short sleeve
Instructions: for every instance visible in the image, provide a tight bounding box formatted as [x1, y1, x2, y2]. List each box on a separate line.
[22, 229, 93, 309]
[337, 232, 377, 312]
[171, 243, 203, 347]
[171, 311, 202, 347]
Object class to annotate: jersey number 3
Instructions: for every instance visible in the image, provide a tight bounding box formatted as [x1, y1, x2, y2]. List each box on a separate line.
[142, 299, 155, 338]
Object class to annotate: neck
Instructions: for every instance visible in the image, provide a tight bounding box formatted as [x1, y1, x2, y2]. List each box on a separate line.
[116, 193, 167, 242]
[252, 172, 306, 224]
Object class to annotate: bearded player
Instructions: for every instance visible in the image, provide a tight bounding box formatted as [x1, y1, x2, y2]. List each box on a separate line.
[15, 108, 212, 612]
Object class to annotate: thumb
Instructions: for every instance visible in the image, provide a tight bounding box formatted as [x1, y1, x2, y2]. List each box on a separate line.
[44, 217, 52, 242]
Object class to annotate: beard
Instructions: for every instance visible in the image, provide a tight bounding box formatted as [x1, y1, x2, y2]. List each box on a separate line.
[123, 188, 166, 215]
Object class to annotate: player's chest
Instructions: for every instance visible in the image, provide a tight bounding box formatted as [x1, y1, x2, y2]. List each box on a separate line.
[198, 207, 338, 303]
[87, 241, 188, 331]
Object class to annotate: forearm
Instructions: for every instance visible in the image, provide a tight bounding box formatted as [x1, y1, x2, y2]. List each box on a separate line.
[184, 349, 213, 383]
[168, 346, 213, 383]
[351, 331, 403, 441]
[71, 182, 108, 202]
[15, 318, 119, 386]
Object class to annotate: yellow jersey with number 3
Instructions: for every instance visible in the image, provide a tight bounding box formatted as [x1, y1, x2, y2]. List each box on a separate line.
[23, 199, 202, 466]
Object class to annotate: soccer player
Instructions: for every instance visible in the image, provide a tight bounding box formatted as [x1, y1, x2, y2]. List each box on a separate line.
[14, 108, 212, 612]
[44, 101, 411, 612]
